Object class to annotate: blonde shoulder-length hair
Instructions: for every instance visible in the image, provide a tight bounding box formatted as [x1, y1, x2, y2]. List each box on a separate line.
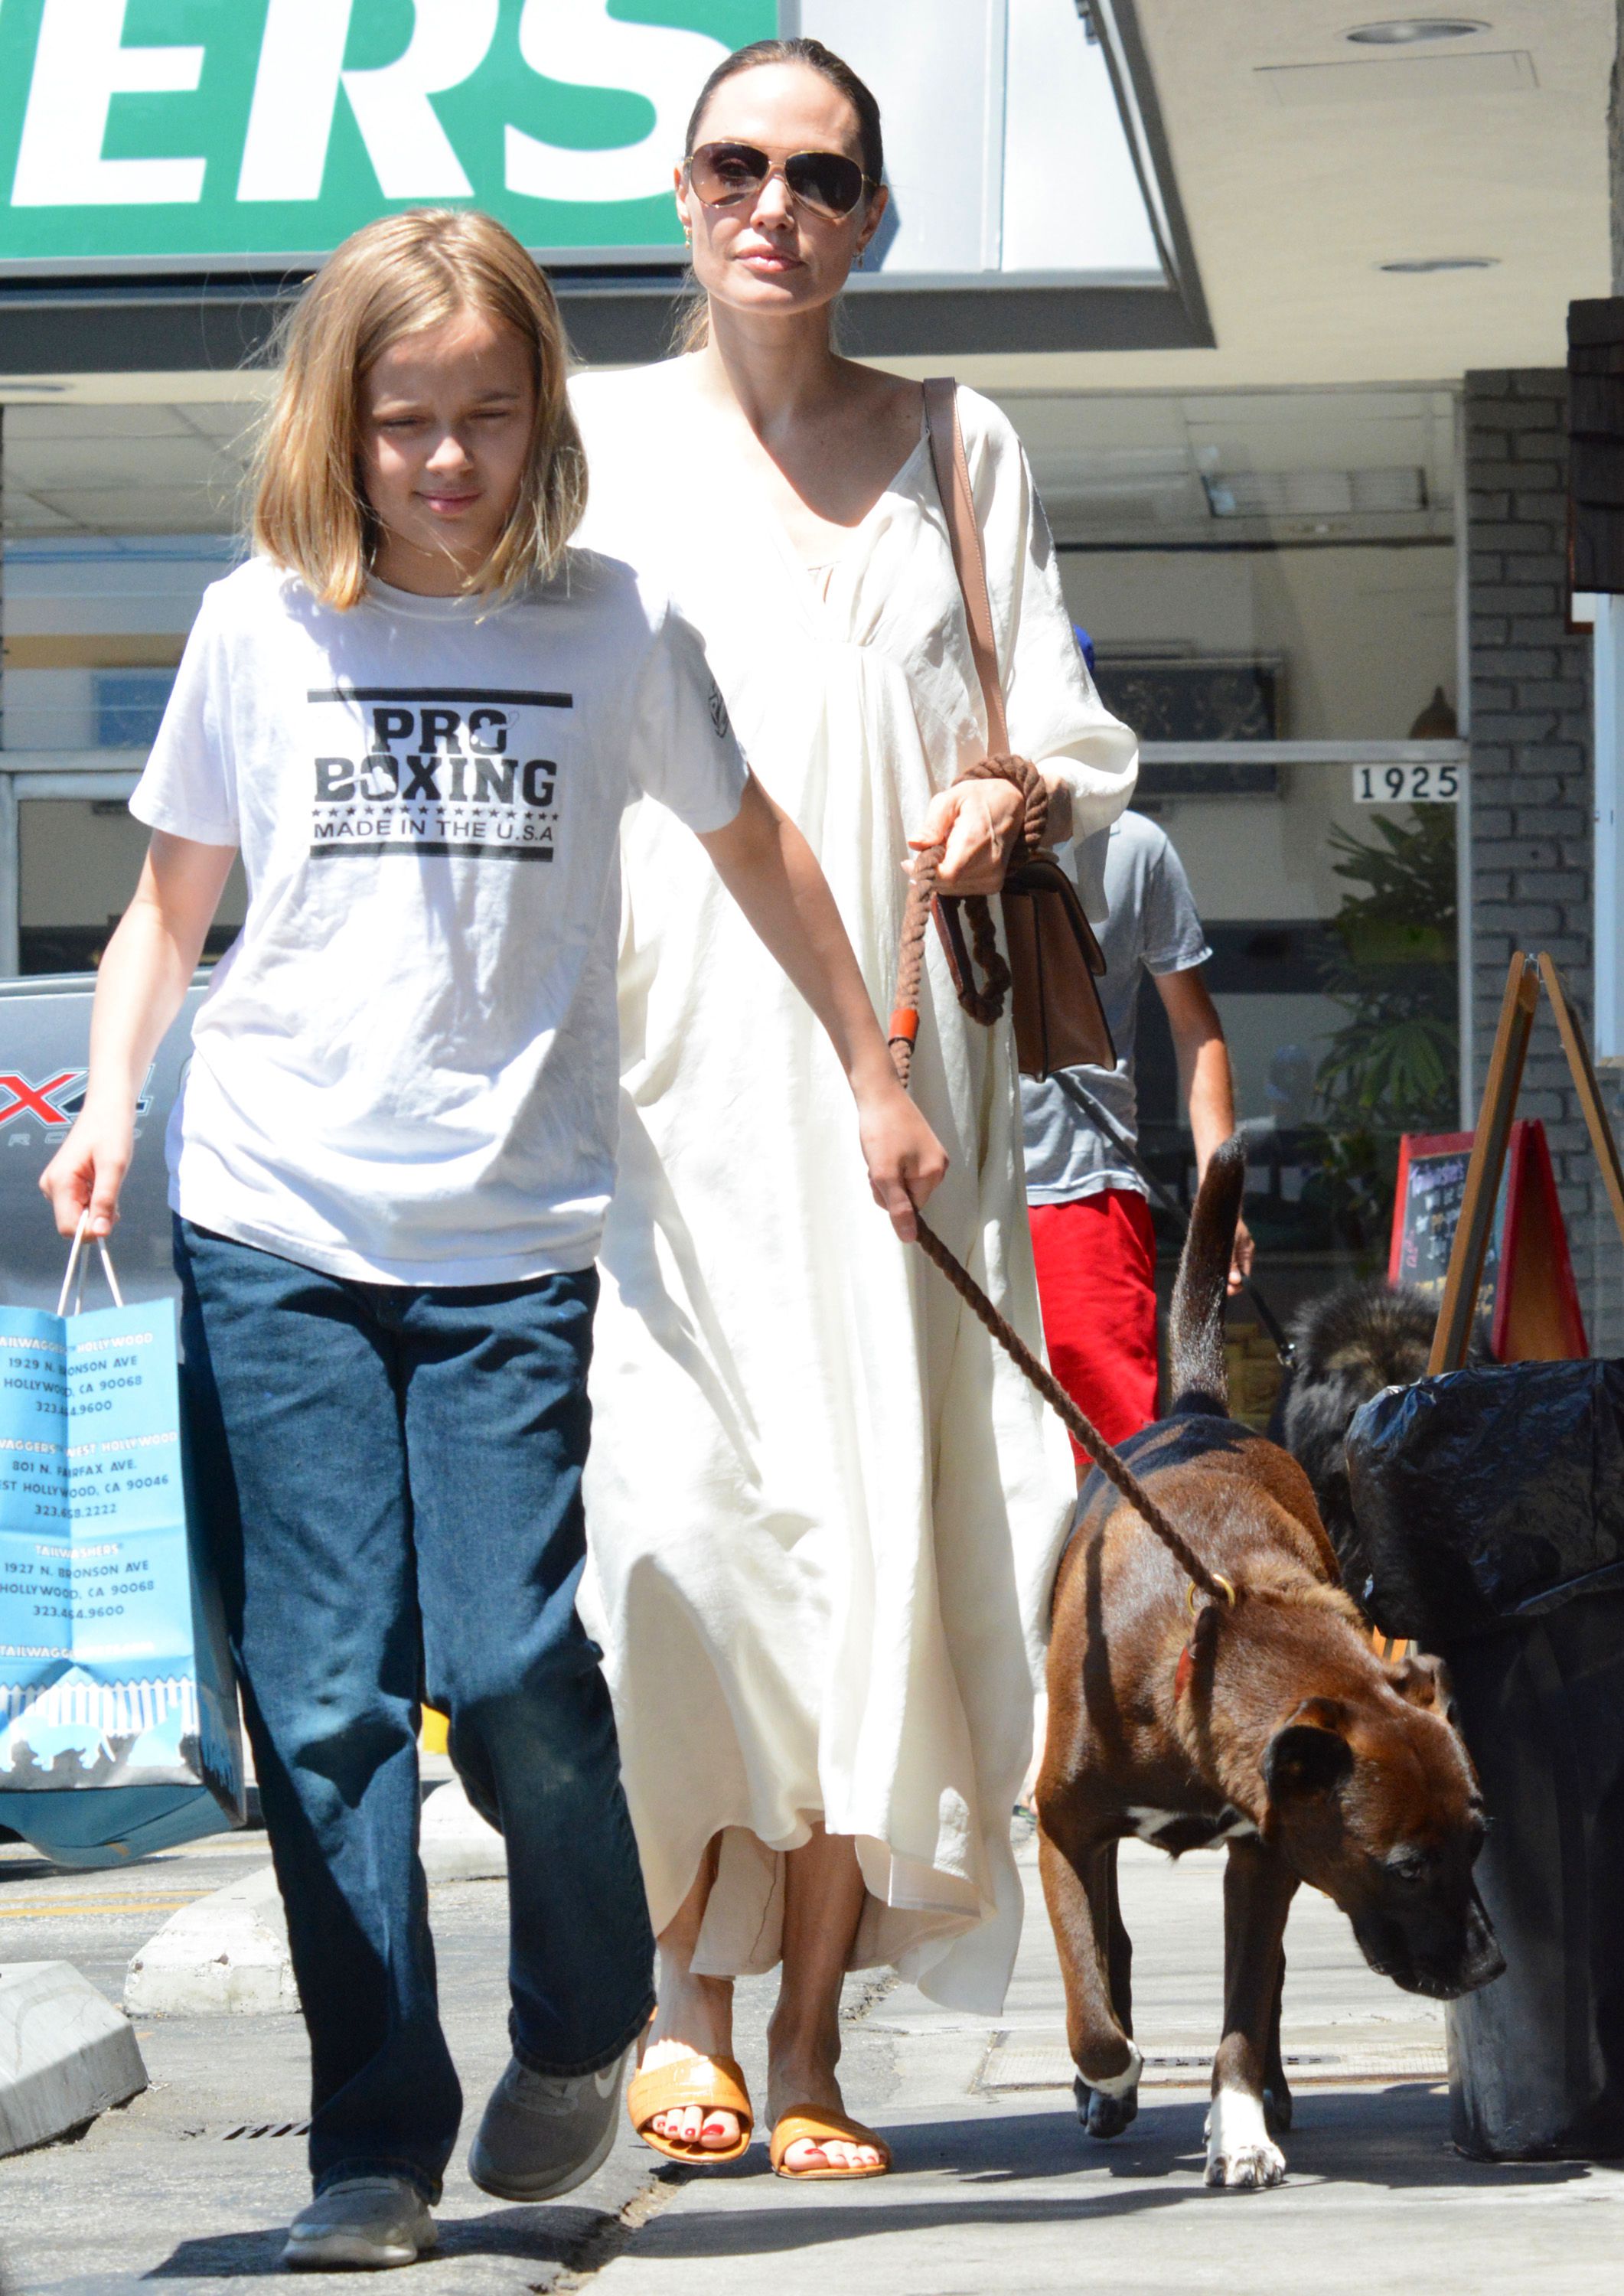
[252, 207, 585, 610]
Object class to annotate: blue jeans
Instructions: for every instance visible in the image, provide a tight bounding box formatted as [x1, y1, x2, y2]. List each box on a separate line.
[174, 1219, 655, 2203]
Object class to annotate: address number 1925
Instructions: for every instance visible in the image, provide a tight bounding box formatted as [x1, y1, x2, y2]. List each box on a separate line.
[1352, 762, 1462, 805]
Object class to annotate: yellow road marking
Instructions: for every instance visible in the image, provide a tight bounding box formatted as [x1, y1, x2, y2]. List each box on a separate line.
[0, 1894, 202, 1918]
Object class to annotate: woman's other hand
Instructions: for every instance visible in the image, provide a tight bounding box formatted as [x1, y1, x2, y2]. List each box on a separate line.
[41, 1105, 135, 1241]
[916, 776, 1026, 895]
[855, 1074, 949, 1241]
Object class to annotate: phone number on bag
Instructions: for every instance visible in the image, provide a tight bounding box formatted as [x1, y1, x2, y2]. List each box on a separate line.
[30, 1589, 152, 1618]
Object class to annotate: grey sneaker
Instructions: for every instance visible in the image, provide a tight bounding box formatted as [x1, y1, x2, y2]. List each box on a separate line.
[282, 2176, 436, 2270]
[468, 2047, 630, 2203]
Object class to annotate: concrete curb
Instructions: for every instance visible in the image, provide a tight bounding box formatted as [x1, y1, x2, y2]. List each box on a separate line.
[419, 1777, 507, 1881]
[124, 1863, 298, 2017]
[1, 1961, 148, 2157]
[119, 1785, 507, 2017]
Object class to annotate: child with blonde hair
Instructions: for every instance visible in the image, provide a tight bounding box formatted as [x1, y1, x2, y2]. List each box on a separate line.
[41, 207, 944, 2269]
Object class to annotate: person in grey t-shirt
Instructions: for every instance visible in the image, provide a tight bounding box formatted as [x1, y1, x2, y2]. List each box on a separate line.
[1023, 810, 1252, 1453]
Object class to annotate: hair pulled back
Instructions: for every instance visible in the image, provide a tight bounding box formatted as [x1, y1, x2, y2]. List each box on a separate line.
[676, 38, 884, 352]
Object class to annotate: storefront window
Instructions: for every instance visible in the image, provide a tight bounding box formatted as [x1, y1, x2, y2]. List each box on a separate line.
[0, 380, 1463, 1424]
[94, 669, 178, 751]
[1, 396, 253, 974]
[1022, 382, 1464, 1419]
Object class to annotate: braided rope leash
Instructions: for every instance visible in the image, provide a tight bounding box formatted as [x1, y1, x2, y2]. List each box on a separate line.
[886, 830, 1235, 1609]
[885, 760, 1039, 1080]
[934, 758, 1042, 1026]
[957, 753, 1050, 853]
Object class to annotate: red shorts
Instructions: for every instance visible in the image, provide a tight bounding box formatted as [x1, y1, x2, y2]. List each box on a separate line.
[1029, 1190, 1159, 1460]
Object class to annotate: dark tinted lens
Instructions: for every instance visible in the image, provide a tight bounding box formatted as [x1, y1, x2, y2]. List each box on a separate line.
[784, 150, 867, 217]
[689, 142, 769, 206]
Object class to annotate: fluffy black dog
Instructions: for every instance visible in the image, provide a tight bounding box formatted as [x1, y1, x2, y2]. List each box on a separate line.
[1276, 1282, 1484, 1604]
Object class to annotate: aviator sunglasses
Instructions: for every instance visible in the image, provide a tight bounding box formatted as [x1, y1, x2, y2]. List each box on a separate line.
[685, 140, 876, 221]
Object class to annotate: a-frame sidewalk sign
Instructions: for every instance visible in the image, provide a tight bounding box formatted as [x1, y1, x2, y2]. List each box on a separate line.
[1425, 952, 1624, 1375]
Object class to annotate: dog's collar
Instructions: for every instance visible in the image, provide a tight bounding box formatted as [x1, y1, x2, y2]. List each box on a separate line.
[1175, 1641, 1195, 1705]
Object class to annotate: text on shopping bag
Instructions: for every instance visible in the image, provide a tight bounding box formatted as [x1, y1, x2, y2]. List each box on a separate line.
[0, 1298, 198, 1781]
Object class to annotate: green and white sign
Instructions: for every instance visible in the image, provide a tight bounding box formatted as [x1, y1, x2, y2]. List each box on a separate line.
[0, 0, 774, 272]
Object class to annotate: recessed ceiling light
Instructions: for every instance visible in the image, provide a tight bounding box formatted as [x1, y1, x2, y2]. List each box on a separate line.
[1345, 18, 1490, 42]
[1378, 256, 1499, 272]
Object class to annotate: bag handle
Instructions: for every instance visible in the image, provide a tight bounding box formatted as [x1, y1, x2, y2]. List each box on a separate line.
[921, 376, 1016, 1035]
[923, 377, 1009, 757]
[57, 1209, 126, 1318]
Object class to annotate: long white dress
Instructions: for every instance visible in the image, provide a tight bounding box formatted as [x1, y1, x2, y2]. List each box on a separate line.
[570, 362, 1137, 2012]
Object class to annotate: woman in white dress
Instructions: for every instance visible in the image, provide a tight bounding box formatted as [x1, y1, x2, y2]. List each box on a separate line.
[571, 37, 1137, 2177]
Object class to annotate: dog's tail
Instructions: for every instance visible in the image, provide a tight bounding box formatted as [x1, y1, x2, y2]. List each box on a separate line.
[1168, 1134, 1246, 1415]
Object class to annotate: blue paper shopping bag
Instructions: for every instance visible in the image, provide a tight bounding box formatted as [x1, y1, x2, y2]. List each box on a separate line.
[0, 1221, 244, 1864]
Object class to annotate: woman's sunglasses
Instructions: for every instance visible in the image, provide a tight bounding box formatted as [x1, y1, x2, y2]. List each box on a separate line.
[685, 141, 875, 222]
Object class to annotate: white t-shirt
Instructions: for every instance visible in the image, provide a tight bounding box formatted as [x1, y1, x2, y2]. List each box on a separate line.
[131, 552, 748, 1285]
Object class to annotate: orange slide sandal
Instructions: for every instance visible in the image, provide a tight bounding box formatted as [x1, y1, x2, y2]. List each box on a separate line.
[769, 2106, 892, 2180]
[626, 2054, 754, 2164]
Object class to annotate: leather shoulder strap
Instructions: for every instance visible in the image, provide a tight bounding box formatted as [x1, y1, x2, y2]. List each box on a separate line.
[923, 377, 1009, 755]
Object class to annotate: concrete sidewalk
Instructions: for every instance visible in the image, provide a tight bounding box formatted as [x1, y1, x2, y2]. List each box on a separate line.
[4, 1824, 1624, 2292]
[595, 1832, 1624, 2296]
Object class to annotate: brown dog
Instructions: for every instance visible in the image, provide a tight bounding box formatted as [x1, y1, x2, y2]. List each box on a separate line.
[1035, 1137, 1503, 2189]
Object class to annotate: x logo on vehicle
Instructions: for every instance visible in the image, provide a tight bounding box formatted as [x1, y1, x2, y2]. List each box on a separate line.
[0, 1071, 82, 1127]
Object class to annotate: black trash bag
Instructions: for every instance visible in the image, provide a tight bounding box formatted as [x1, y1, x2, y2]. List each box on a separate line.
[1345, 1361, 1624, 1644]
[1440, 1596, 1624, 2161]
[1347, 1361, 1624, 2161]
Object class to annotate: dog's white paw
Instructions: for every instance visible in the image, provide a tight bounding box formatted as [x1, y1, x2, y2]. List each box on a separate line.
[1088, 2040, 1144, 2101]
[1204, 2087, 1286, 2190]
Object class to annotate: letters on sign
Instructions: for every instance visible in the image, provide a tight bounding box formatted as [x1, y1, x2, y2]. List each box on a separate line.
[0, 0, 771, 267]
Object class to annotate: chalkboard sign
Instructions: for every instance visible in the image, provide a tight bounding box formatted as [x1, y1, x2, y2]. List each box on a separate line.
[1390, 1130, 1505, 1323]
[1390, 1119, 1586, 1361]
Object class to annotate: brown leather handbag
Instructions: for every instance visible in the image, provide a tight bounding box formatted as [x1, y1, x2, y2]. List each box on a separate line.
[921, 377, 1116, 1080]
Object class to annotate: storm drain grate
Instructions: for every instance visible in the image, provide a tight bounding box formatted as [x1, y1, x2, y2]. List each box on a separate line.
[983, 2040, 1446, 2091]
[219, 2122, 310, 2141]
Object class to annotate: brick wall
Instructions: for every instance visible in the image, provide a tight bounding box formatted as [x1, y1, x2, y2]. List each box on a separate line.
[1464, 368, 1622, 1349]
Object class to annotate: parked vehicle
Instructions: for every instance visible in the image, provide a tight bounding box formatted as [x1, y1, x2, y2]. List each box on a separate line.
[0, 974, 202, 1307]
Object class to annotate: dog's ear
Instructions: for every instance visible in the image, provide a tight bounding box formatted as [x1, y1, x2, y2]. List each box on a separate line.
[1264, 1698, 1355, 1807]
[1388, 1651, 1453, 1715]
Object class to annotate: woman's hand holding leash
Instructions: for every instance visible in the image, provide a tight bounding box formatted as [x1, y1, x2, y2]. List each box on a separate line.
[918, 777, 1026, 895]
[852, 1066, 948, 1242]
[917, 758, 1075, 897]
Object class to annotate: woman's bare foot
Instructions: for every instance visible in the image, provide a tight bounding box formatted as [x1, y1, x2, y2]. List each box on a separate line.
[764, 1822, 884, 2173]
[765, 2064, 882, 2172]
[638, 1842, 744, 2154]
[640, 1966, 743, 2153]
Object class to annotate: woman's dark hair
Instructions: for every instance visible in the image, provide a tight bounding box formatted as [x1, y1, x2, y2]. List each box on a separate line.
[673, 38, 885, 351]
[683, 38, 884, 184]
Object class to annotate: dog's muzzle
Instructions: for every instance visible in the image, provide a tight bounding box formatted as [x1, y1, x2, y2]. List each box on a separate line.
[1355, 1883, 1505, 2001]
